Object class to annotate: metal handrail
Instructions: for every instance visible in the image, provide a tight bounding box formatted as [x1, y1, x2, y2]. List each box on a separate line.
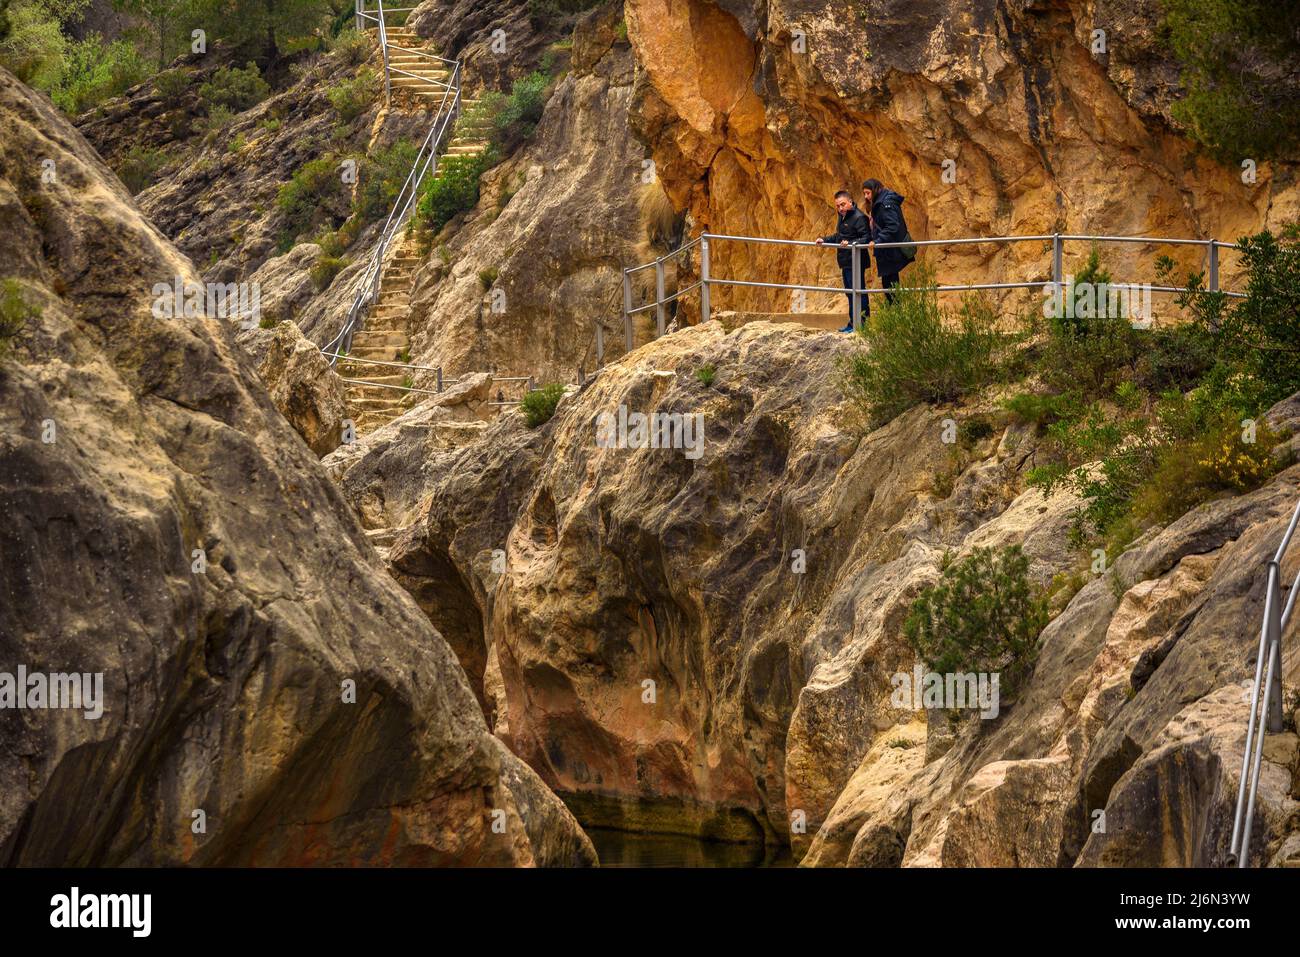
[1228, 495, 1300, 867]
[321, 14, 462, 362]
[605, 230, 1248, 366]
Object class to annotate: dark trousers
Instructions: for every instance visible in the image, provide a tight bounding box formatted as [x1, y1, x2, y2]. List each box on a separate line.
[840, 265, 870, 322]
[881, 271, 901, 304]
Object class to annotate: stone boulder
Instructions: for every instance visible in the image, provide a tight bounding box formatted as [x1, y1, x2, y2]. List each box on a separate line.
[237, 320, 349, 456]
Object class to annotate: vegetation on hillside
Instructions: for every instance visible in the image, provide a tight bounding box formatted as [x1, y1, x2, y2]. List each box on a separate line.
[521, 383, 565, 427]
[839, 264, 1010, 424]
[841, 225, 1299, 560]
[1162, 0, 1300, 161]
[905, 545, 1048, 697]
[0, 277, 37, 359]
[0, 0, 358, 116]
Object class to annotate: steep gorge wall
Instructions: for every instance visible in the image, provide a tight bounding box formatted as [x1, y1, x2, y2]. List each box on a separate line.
[388, 322, 1300, 864]
[0, 67, 593, 867]
[626, 0, 1298, 314]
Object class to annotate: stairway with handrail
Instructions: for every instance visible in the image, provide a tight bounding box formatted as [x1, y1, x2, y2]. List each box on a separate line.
[1228, 495, 1299, 867]
[320, 3, 511, 434]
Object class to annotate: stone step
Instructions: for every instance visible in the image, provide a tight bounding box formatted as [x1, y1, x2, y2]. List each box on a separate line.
[347, 397, 411, 412]
[390, 75, 449, 85]
[346, 376, 410, 389]
[350, 330, 408, 346]
[349, 348, 405, 361]
[365, 527, 397, 548]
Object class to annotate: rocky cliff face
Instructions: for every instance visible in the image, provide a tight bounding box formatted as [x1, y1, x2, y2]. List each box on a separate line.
[374, 317, 1298, 864]
[0, 67, 594, 867]
[401, 4, 654, 385]
[626, 0, 1299, 314]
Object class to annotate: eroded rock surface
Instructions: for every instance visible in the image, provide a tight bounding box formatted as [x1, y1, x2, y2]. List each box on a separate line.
[381, 315, 1298, 865]
[0, 68, 593, 867]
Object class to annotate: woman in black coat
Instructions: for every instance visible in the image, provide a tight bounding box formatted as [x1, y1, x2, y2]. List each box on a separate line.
[862, 179, 911, 302]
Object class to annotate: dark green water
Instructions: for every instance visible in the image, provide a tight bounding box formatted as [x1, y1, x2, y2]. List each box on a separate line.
[561, 792, 792, 867]
[587, 827, 793, 867]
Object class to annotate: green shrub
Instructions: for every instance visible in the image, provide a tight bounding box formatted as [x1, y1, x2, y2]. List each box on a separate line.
[695, 363, 716, 387]
[414, 147, 498, 235]
[0, 1, 83, 90]
[354, 139, 417, 221]
[310, 254, 349, 291]
[0, 278, 37, 358]
[1162, 0, 1300, 161]
[904, 545, 1048, 697]
[1165, 225, 1300, 411]
[521, 382, 565, 427]
[478, 267, 499, 290]
[196, 103, 235, 139]
[490, 70, 549, 151]
[277, 156, 347, 244]
[198, 61, 269, 113]
[154, 67, 190, 102]
[115, 145, 167, 194]
[1038, 249, 1146, 400]
[1129, 413, 1288, 525]
[1003, 391, 1079, 428]
[49, 33, 148, 114]
[327, 66, 377, 122]
[328, 28, 371, 66]
[839, 265, 1004, 426]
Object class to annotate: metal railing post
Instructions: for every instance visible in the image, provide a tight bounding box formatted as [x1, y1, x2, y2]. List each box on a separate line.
[1052, 232, 1063, 312]
[700, 236, 711, 323]
[1265, 565, 1285, 732]
[1208, 240, 1220, 293]
[355, 0, 363, 32]
[436, 366, 443, 392]
[596, 321, 605, 366]
[622, 269, 633, 353]
[851, 243, 863, 332]
[655, 257, 666, 337]
[377, 1, 391, 104]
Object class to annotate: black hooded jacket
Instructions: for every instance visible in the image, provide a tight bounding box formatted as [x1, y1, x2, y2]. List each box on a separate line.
[869, 188, 910, 275]
[822, 204, 872, 270]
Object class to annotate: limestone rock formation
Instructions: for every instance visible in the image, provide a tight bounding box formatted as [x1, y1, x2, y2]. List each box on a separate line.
[402, 3, 654, 383]
[0, 67, 594, 867]
[236, 320, 350, 457]
[322, 371, 493, 532]
[625, 0, 1299, 317]
[381, 314, 1298, 864]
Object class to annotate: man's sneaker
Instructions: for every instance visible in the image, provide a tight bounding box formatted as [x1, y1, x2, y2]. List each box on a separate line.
[839, 323, 855, 333]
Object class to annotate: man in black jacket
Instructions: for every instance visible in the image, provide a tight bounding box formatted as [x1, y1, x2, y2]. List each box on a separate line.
[862, 179, 912, 303]
[815, 189, 871, 332]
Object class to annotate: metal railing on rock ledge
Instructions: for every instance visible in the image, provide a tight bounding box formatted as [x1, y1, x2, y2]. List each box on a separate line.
[605, 231, 1245, 365]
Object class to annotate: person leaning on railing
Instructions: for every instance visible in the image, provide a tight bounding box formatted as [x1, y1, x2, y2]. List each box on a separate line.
[861, 178, 917, 302]
[815, 188, 873, 333]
